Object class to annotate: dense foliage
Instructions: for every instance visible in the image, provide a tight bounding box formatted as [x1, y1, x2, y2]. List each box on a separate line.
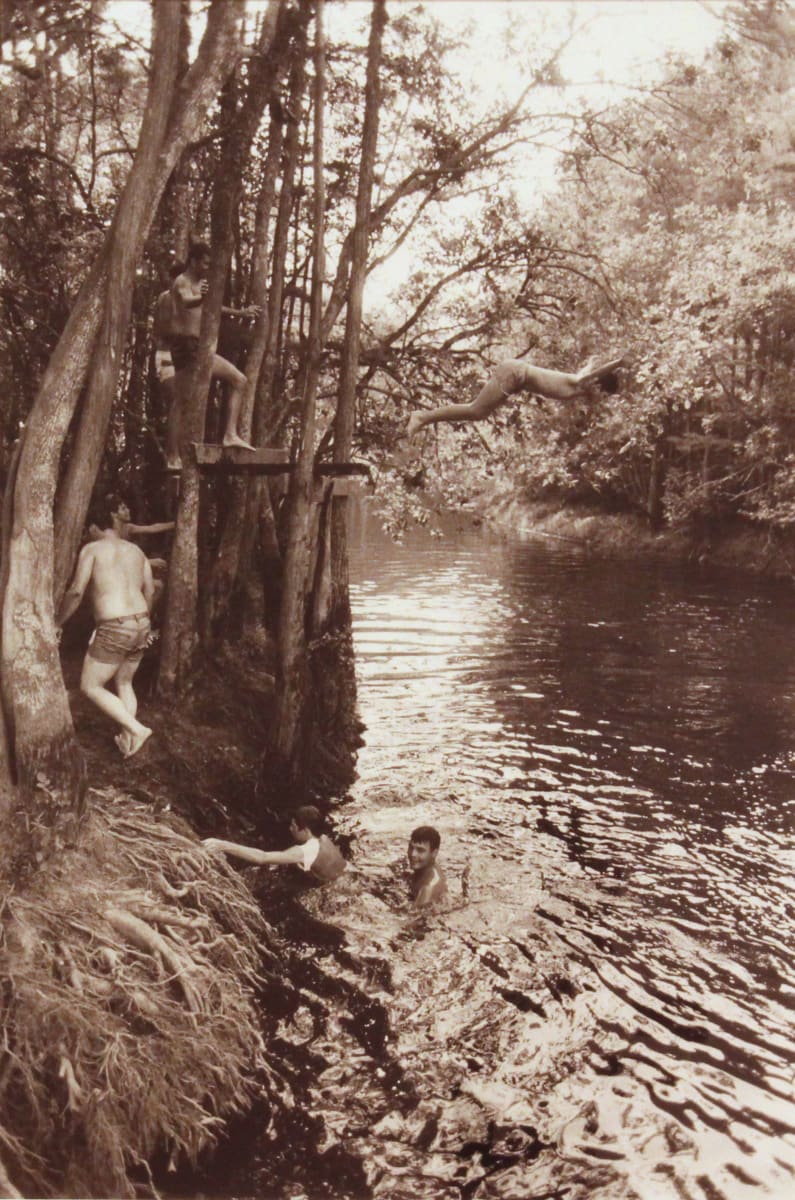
[4, 4, 795, 544]
[367, 2, 795, 540]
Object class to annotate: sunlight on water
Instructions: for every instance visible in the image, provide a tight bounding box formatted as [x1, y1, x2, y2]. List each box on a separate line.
[344, 517, 795, 1199]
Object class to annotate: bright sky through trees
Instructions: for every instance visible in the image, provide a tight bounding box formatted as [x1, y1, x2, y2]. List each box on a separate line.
[100, 1, 727, 307]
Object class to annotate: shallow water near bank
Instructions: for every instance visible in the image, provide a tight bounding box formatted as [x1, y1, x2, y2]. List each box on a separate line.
[326, 515, 795, 1199]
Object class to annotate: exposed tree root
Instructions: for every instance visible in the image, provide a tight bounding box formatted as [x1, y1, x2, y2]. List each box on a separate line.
[0, 790, 291, 1198]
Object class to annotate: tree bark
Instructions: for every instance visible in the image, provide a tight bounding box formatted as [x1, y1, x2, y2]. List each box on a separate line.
[265, 0, 326, 793]
[202, 4, 299, 639]
[159, 1, 285, 689]
[329, 0, 386, 631]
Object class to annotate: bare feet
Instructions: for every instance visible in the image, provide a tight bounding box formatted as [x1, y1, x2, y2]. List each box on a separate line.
[576, 356, 625, 388]
[222, 435, 256, 452]
[406, 413, 424, 439]
[114, 731, 132, 756]
[123, 727, 152, 759]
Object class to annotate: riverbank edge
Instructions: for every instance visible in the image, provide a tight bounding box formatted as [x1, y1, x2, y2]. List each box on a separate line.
[481, 490, 795, 583]
[0, 644, 287, 1199]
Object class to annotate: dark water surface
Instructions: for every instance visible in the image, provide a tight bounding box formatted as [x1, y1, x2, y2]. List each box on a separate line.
[336, 517, 795, 1199]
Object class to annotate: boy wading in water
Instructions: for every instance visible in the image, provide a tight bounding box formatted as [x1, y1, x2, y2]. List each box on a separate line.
[168, 240, 262, 455]
[203, 806, 347, 884]
[408, 825, 448, 908]
[406, 355, 624, 438]
[57, 503, 156, 758]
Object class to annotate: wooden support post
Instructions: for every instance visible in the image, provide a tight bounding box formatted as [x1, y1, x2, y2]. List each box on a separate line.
[314, 461, 371, 478]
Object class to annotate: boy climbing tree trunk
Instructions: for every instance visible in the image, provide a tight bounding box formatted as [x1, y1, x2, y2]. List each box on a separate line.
[52, 0, 251, 604]
[0, 0, 249, 865]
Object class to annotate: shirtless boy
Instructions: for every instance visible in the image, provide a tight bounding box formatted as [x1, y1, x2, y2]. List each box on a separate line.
[203, 805, 347, 884]
[87, 500, 173, 618]
[169, 241, 261, 453]
[408, 825, 448, 907]
[406, 355, 624, 438]
[57, 504, 155, 758]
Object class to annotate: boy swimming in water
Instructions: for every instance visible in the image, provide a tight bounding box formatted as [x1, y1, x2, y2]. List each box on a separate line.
[203, 805, 347, 884]
[408, 826, 448, 908]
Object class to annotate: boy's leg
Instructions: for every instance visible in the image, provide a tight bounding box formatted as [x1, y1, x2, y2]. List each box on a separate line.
[211, 354, 254, 449]
[163, 373, 183, 470]
[113, 655, 142, 754]
[407, 373, 508, 438]
[80, 653, 151, 748]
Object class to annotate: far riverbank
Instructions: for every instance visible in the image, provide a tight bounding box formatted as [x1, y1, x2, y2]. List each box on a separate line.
[476, 491, 795, 583]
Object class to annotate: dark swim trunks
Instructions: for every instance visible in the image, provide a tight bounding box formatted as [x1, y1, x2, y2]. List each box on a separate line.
[87, 612, 151, 666]
[168, 334, 200, 373]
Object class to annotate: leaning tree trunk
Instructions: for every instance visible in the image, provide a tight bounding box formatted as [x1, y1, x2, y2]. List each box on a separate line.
[264, 0, 326, 796]
[0, 0, 193, 863]
[52, 0, 249, 603]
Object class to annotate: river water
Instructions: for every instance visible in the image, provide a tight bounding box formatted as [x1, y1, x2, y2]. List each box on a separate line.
[315, 516, 795, 1200]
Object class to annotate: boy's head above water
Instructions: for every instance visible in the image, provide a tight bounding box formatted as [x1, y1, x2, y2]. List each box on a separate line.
[289, 804, 323, 841]
[407, 825, 440, 872]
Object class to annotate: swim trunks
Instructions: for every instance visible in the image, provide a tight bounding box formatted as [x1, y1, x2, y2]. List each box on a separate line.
[493, 359, 538, 396]
[87, 612, 151, 666]
[168, 334, 200, 373]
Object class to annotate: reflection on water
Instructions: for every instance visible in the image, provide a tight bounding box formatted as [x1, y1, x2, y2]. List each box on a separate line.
[346, 517, 795, 1199]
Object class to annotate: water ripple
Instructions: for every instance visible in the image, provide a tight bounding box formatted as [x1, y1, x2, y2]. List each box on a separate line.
[346, 522, 795, 1197]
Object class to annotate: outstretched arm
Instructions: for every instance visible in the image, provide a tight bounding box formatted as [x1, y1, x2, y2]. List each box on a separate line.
[57, 544, 95, 627]
[203, 837, 306, 866]
[127, 521, 175, 536]
[221, 303, 262, 320]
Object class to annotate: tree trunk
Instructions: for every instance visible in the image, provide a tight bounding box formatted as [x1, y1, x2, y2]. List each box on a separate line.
[159, 1, 285, 690]
[241, 38, 309, 637]
[329, 0, 386, 630]
[203, 5, 299, 639]
[647, 437, 667, 532]
[265, 0, 326, 795]
[53, 0, 248, 602]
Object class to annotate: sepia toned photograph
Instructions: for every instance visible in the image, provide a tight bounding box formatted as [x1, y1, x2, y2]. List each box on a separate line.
[0, 0, 793, 1196]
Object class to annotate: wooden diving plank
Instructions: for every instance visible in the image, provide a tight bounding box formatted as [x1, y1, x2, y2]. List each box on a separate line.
[191, 443, 290, 474]
[314, 461, 371, 478]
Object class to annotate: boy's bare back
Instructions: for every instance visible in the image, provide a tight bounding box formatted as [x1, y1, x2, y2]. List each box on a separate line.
[85, 539, 150, 621]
